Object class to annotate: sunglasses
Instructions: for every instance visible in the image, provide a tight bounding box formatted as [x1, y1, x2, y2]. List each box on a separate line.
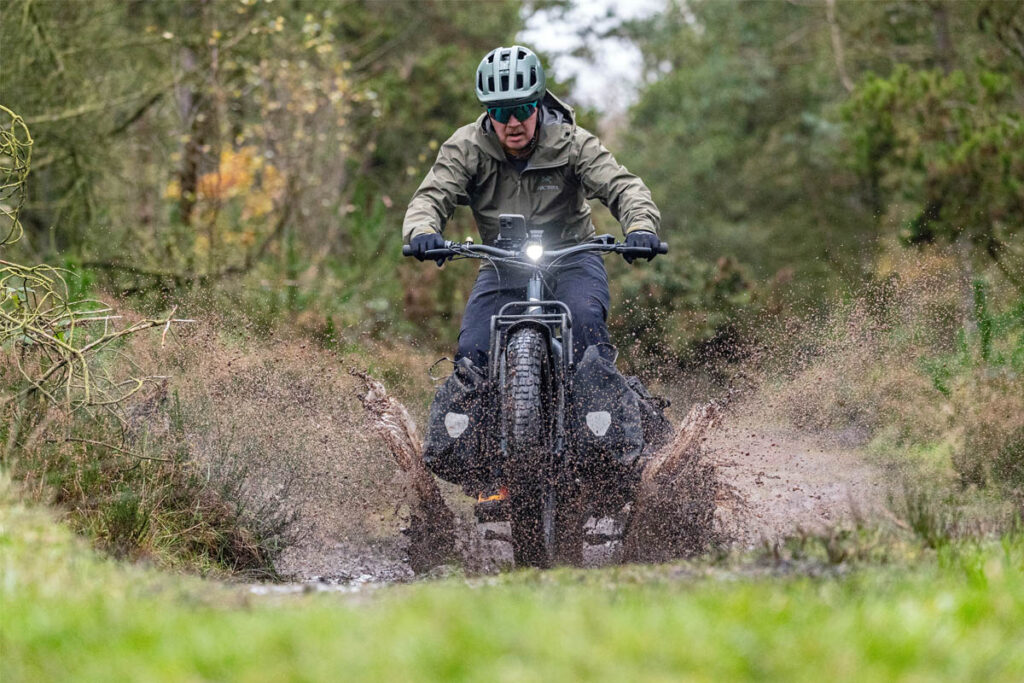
[486, 100, 539, 124]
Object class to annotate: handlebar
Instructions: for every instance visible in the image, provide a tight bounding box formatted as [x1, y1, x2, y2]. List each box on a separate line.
[402, 235, 668, 262]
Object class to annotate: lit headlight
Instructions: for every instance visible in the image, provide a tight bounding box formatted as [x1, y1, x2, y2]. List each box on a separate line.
[525, 242, 544, 261]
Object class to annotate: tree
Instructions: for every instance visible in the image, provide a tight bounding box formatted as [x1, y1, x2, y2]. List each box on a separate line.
[843, 2, 1024, 293]
[618, 0, 872, 291]
[0, 0, 524, 343]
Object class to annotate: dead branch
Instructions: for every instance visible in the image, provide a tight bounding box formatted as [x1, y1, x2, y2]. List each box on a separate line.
[1, 107, 194, 415]
[349, 369, 457, 572]
[624, 401, 723, 563]
[825, 0, 855, 93]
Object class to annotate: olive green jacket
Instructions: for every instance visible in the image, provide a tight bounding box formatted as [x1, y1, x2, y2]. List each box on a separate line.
[402, 92, 660, 247]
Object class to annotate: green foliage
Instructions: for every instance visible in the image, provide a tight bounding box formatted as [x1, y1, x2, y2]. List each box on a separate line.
[932, 290, 1024, 489]
[0, 0, 522, 346]
[608, 250, 752, 367]
[890, 483, 961, 550]
[843, 46, 1024, 291]
[916, 280, 1018, 395]
[620, 0, 868, 290]
[620, 0, 1024, 351]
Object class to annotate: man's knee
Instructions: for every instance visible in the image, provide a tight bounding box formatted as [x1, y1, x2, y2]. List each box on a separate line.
[456, 328, 490, 367]
[567, 296, 610, 354]
[571, 294, 607, 328]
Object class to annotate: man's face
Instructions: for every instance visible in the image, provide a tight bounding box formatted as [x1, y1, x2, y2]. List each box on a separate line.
[490, 109, 538, 153]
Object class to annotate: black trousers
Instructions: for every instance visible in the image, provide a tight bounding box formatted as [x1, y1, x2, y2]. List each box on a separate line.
[455, 252, 612, 368]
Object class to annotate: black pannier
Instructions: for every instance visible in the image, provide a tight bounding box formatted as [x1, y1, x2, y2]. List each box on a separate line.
[423, 358, 491, 487]
[569, 345, 645, 466]
[624, 374, 673, 454]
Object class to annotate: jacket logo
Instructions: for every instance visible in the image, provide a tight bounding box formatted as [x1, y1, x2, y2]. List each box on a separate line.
[537, 174, 560, 192]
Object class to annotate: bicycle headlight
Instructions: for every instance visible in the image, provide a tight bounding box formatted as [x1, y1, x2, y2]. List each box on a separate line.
[525, 242, 544, 262]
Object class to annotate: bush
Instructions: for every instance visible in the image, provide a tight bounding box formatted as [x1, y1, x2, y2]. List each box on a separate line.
[953, 373, 1024, 488]
[3, 321, 417, 576]
[1, 384, 300, 575]
[607, 249, 753, 370]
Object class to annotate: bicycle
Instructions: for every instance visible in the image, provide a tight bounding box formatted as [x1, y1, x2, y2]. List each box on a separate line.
[403, 214, 668, 567]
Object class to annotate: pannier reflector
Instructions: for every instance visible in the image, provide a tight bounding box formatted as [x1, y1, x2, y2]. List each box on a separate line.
[444, 412, 470, 438]
[586, 411, 612, 437]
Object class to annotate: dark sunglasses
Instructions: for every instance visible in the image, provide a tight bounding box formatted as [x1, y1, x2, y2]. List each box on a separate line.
[486, 100, 539, 124]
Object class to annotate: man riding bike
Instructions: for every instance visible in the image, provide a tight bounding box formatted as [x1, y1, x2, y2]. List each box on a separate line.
[403, 45, 663, 515]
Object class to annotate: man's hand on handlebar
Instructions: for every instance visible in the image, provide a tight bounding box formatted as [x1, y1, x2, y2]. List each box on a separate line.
[623, 230, 661, 264]
[410, 231, 447, 266]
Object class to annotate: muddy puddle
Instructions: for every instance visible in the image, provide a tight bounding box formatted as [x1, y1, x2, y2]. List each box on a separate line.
[269, 515, 630, 592]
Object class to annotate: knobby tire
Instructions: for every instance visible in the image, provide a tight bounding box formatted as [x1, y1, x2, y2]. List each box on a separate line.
[504, 327, 552, 567]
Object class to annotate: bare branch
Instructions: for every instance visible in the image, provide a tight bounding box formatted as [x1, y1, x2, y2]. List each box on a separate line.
[825, 0, 855, 93]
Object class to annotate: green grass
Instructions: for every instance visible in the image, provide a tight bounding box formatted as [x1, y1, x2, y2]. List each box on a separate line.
[3, 481, 1024, 681]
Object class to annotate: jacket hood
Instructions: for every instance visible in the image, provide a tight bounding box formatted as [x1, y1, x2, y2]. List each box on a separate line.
[475, 91, 576, 166]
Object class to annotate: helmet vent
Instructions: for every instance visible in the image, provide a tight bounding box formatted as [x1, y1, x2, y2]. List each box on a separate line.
[515, 73, 523, 89]
[529, 68, 537, 86]
[517, 48, 527, 59]
[487, 76, 494, 92]
[478, 73, 484, 91]
[500, 74, 509, 91]
[487, 53, 495, 63]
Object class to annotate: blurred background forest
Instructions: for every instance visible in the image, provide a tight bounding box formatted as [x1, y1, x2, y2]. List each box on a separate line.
[2, 0, 1021, 361]
[2, 0, 1024, 567]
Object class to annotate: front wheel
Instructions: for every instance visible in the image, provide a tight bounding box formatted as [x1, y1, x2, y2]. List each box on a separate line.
[503, 327, 553, 567]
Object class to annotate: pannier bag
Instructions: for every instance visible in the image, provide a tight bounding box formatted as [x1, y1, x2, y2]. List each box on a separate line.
[570, 345, 645, 466]
[624, 374, 673, 454]
[423, 358, 490, 487]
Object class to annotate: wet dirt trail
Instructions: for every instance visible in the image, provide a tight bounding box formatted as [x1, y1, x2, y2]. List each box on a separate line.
[708, 420, 887, 548]
[270, 411, 889, 588]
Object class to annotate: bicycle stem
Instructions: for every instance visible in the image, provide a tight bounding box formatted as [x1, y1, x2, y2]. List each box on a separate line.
[526, 272, 543, 315]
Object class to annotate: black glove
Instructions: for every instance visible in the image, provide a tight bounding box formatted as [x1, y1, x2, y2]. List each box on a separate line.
[624, 230, 660, 264]
[410, 231, 446, 265]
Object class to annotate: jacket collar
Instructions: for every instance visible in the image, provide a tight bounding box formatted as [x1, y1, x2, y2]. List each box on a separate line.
[475, 91, 576, 167]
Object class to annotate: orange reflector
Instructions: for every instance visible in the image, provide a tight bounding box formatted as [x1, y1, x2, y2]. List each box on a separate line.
[477, 486, 510, 503]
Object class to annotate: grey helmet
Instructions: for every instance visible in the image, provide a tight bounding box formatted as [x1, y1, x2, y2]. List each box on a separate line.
[475, 45, 546, 105]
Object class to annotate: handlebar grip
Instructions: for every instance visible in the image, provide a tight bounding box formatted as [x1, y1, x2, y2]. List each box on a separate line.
[618, 242, 670, 258]
[401, 244, 455, 260]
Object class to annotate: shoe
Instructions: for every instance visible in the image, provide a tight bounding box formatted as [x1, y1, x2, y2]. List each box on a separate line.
[474, 485, 510, 522]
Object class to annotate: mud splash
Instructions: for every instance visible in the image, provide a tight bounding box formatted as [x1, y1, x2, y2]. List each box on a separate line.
[348, 369, 727, 573]
[624, 401, 722, 563]
[349, 369, 457, 573]
[125, 328, 885, 588]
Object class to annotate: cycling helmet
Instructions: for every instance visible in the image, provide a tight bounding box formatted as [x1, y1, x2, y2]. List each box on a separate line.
[475, 45, 546, 106]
